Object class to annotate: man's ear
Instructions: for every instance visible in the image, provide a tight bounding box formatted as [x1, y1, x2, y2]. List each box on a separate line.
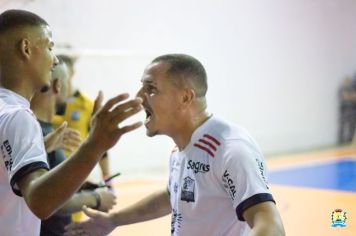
[182, 88, 195, 106]
[19, 38, 31, 60]
[53, 78, 61, 94]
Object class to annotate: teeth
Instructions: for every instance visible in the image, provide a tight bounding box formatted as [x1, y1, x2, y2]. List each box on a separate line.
[144, 115, 151, 125]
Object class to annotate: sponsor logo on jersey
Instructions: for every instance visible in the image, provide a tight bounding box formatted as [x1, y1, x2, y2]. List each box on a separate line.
[222, 170, 236, 200]
[171, 209, 183, 235]
[187, 160, 210, 174]
[181, 176, 195, 202]
[1, 140, 13, 171]
[255, 158, 269, 189]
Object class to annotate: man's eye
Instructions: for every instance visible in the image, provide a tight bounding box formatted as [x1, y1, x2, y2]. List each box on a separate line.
[147, 86, 156, 93]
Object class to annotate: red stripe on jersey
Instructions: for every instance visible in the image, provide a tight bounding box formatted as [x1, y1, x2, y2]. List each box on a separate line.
[203, 134, 221, 146]
[193, 143, 215, 157]
[198, 139, 217, 151]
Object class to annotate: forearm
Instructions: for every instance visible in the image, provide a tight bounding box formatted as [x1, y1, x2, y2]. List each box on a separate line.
[56, 191, 98, 215]
[99, 154, 110, 178]
[19, 140, 105, 219]
[111, 189, 171, 226]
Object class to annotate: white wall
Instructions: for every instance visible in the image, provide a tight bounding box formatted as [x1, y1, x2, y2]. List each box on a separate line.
[2, 0, 356, 178]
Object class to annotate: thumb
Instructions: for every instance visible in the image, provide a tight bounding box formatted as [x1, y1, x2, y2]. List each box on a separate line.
[82, 205, 100, 218]
[55, 121, 67, 134]
[93, 90, 104, 115]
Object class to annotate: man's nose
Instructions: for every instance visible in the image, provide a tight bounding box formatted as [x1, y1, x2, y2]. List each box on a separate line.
[53, 54, 59, 66]
[136, 87, 144, 99]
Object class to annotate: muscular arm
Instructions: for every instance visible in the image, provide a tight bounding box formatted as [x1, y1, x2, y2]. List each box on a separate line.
[111, 188, 171, 226]
[64, 188, 171, 235]
[17, 141, 105, 219]
[243, 202, 285, 236]
[17, 93, 143, 219]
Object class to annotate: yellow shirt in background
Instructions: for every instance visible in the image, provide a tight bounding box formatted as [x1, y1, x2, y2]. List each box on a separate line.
[53, 90, 94, 157]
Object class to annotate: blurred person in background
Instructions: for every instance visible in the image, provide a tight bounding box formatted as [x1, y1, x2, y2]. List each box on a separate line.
[338, 76, 356, 144]
[31, 60, 117, 236]
[53, 54, 113, 222]
[53, 54, 111, 181]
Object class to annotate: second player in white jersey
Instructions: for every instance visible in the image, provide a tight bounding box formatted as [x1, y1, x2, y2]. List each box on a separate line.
[168, 115, 274, 236]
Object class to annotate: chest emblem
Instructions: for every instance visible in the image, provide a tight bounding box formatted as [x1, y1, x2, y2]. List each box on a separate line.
[71, 111, 80, 121]
[181, 176, 195, 202]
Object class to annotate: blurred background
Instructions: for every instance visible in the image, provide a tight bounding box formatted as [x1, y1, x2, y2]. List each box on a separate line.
[1, 0, 356, 180]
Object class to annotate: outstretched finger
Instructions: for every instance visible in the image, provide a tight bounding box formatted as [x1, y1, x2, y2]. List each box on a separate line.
[92, 91, 104, 115]
[118, 121, 143, 135]
[63, 128, 82, 143]
[101, 93, 129, 113]
[60, 144, 74, 153]
[55, 121, 68, 135]
[61, 138, 81, 151]
[110, 100, 143, 124]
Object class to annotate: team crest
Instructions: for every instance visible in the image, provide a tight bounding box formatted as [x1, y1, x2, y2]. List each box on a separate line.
[71, 111, 80, 121]
[181, 176, 195, 202]
[331, 209, 347, 227]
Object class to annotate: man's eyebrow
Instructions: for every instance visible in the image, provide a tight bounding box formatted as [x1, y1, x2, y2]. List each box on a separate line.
[141, 78, 155, 85]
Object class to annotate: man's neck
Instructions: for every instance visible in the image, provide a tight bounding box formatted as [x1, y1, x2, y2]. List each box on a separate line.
[173, 109, 210, 151]
[1, 76, 35, 101]
[31, 96, 56, 122]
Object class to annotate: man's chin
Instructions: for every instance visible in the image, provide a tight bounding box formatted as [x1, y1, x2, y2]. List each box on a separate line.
[146, 129, 158, 137]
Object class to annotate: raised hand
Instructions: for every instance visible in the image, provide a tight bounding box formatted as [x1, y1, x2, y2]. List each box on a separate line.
[44, 121, 68, 153]
[64, 206, 115, 236]
[60, 128, 82, 153]
[44, 122, 82, 153]
[87, 92, 143, 153]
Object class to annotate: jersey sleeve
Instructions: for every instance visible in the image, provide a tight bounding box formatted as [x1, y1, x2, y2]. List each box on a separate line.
[218, 140, 275, 221]
[2, 110, 49, 196]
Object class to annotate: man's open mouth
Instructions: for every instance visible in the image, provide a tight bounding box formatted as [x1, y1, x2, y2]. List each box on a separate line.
[145, 109, 152, 125]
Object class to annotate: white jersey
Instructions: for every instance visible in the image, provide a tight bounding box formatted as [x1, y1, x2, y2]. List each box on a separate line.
[0, 88, 49, 236]
[168, 115, 274, 236]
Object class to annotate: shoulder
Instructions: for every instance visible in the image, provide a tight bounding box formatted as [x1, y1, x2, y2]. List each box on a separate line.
[2, 107, 37, 127]
[5, 109, 42, 139]
[205, 116, 259, 148]
[203, 117, 263, 161]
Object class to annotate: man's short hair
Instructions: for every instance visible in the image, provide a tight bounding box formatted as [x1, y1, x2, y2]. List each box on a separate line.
[0, 9, 48, 34]
[52, 58, 66, 81]
[152, 54, 208, 97]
